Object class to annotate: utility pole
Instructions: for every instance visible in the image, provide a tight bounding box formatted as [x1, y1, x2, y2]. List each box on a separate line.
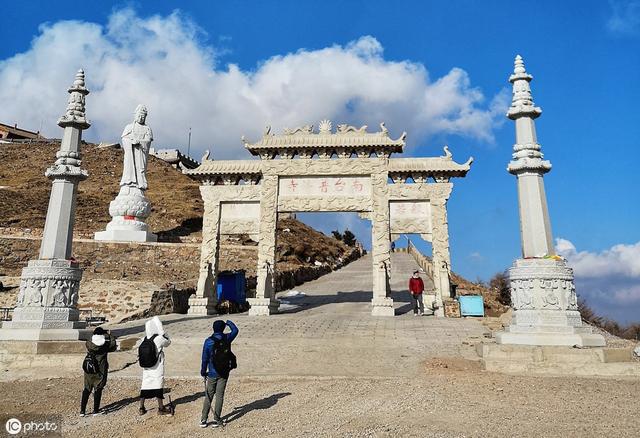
[187, 127, 192, 157]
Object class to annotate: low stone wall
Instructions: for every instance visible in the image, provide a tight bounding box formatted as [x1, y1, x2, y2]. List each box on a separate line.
[407, 240, 434, 279]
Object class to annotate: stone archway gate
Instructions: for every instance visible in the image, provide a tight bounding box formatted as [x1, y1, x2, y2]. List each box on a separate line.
[185, 121, 472, 316]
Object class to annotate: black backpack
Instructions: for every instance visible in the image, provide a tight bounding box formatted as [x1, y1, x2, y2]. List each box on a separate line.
[82, 353, 99, 375]
[138, 334, 159, 368]
[211, 335, 237, 377]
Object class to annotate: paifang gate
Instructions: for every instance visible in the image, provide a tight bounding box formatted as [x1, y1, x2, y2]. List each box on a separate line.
[185, 120, 472, 316]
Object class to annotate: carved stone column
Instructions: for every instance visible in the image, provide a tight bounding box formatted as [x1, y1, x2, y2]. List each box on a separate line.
[248, 174, 280, 315]
[370, 170, 394, 316]
[187, 186, 220, 315]
[430, 183, 452, 317]
[0, 70, 90, 341]
[496, 55, 604, 346]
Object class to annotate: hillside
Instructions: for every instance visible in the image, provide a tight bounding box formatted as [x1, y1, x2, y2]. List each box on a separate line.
[0, 140, 202, 238]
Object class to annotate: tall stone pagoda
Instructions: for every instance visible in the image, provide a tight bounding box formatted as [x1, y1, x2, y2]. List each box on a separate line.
[0, 70, 91, 341]
[495, 55, 605, 347]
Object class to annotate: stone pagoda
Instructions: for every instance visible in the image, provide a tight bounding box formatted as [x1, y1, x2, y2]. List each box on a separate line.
[495, 56, 605, 346]
[0, 70, 91, 341]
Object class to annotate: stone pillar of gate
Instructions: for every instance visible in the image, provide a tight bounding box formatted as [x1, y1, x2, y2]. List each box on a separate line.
[370, 171, 394, 316]
[248, 174, 280, 315]
[430, 183, 453, 317]
[188, 187, 220, 315]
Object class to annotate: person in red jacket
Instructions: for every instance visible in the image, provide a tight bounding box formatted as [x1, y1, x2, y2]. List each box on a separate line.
[409, 270, 425, 316]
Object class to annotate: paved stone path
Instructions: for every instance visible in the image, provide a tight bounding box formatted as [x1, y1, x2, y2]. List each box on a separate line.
[276, 252, 436, 315]
[107, 254, 486, 379]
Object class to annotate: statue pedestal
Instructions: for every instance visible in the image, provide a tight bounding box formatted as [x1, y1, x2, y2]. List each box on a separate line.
[0, 259, 90, 341]
[94, 185, 157, 243]
[495, 258, 605, 347]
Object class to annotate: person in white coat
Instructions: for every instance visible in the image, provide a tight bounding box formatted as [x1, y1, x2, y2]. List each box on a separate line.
[139, 316, 173, 415]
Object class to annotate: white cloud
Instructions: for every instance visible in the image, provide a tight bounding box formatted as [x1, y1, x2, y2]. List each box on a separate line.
[556, 238, 640, 278]
[0, 8, 506, 160]
[556, 238, 640, 323]
[607, 0, 640, 36]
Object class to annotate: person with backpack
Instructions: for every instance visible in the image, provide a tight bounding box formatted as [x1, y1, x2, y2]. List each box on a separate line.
[80, 327, 117, 416]
[138, 316, 173, 415]
[199, 319, 238, 428]
[409, 270, 425, 316]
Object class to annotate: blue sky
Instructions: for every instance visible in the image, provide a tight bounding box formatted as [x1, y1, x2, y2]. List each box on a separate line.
[1, 1, 639, 323]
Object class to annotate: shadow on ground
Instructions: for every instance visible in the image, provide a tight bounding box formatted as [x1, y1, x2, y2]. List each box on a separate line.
[224, 392, 292, 423]
[109, 315, 213, 337]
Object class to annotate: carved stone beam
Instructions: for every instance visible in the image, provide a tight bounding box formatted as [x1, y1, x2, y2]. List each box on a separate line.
[222, 175, 240, 185]
[279, 150, 295, 160]
[260, 150, 275, 160]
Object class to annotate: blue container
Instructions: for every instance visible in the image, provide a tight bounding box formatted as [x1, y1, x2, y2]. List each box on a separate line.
[458, 295, 484, 317]
[216, 271, 246, 303]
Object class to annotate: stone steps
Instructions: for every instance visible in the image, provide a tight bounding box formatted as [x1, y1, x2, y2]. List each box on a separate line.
[477, 343, 640, 377]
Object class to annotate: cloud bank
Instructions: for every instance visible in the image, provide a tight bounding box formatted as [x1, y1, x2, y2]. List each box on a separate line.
[607, 0, 640, 36]
[556, 238, 640, 323]
[0, 8, 506, 159]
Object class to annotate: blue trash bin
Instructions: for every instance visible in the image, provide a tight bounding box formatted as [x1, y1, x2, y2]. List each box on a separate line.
[216, 271, 246, 303]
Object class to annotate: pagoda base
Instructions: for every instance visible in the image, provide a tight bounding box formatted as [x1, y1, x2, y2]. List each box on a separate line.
[495, 258, 605, 347]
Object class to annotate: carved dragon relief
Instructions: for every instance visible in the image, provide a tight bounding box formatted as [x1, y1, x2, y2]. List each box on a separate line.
[337, 124, 368, 134]
[284, 125, 314, 135]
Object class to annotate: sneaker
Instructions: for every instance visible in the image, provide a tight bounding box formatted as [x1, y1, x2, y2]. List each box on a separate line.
[138, 407, 147, 416]
[158, 408, 173, 416]
[91, 410, 102, 417]
[199, 421, 208, 428]
[212, 420, 226, 428]
[79, 412, 86, 418]
[413, 313, 419, 316]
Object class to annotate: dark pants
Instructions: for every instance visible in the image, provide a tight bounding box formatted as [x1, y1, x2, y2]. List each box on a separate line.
[81, 387, 102, 413]
[201, 376, 228, 422]
[411, 294, 424, 314]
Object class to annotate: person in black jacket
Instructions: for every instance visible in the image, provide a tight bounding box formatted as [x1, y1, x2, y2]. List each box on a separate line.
[80, 327, 117, 416]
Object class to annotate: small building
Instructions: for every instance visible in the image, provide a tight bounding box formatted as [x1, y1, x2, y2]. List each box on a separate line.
[149, 148, 200, 171]
[0, 122, 43, 140]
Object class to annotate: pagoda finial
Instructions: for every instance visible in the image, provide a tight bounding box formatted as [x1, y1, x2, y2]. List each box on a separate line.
[507, 54, 541, 120]
[58, 69, 91, 129]
[514, 54, 526, 74]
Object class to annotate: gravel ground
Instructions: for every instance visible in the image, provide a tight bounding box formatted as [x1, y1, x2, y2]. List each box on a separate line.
[1, 358, 638, 438]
